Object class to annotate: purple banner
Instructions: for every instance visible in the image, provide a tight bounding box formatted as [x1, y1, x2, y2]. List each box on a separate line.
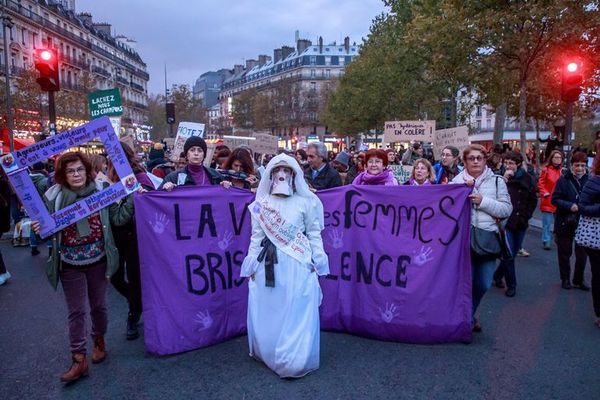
[0, 117, 138, 237]
[135, 184, 473, 355]
[135, 186, 253, 355]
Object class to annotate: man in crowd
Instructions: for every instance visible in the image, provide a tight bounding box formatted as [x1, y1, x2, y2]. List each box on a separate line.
[304, 142, 342, 190]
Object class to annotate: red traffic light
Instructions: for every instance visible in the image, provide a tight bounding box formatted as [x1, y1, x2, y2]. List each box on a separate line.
[34, 48, 60, 92]
[561, 59, 583, 102]
[566, 62, 578, 73]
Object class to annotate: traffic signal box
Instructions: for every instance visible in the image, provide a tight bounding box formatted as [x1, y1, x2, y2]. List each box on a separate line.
[561, 61, 583, 102]
[34, 49, 60, 92]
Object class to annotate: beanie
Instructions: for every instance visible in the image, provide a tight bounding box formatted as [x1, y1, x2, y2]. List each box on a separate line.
[183, 136, 208, 157]
[334, 152, 350, 168]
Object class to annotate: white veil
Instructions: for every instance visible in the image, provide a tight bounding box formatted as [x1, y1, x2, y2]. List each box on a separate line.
[254, 153, 315, 201]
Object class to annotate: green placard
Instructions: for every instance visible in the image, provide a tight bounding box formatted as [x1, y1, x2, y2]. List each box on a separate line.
[88, 88, 123, 119]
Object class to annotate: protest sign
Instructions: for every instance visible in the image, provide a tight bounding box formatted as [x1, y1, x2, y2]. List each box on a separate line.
[433, 126, 470, 159]
[0, 117, 138, 237]
[389, 165, 413, 184]
[135, 184, 472, 355]
[222, 135, 254, 150]
[172, 122, 206, 161]
[250, 133, 278, 155]
[88, 88, 123, 119]
[384, 120, 436, 143]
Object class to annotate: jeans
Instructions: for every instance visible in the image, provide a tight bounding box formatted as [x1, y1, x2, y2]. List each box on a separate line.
[494, 228, 527, 289]
[542, 212, 554, 244]
[60, 260, 108, 354]
[555, 233, 588, 284]
[472, 252, 497, 318]
[584, 248, 600, 318]
[29, 231, 52, 249]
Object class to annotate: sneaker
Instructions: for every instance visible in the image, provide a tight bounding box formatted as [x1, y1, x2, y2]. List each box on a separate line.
[126, 313, 140, 341]
[543, 242, 551, 250]
[0, 271, 11, 285]
[517, 248, 530, 257]
[31, 247, 40, 256]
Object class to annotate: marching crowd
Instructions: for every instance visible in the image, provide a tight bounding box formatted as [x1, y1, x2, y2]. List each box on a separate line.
[0, 133, 599, 381]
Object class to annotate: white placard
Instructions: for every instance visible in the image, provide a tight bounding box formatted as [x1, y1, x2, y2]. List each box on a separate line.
[433, 126, 470, 159]
[172, 122, 205, 160]
[384, 120, 436, 143]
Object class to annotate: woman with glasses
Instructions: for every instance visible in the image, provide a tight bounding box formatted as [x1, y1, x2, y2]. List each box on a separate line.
[451, 144, 512, 332]
[433, 146, 461, 184]
[351, 149, 398, 186]
[31, 151, 135, 383]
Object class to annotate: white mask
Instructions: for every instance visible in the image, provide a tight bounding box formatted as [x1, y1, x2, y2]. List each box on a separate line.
[270, 166, 294, 197]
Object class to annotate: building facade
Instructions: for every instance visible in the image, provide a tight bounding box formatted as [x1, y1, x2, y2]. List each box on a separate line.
[218, 36, 359, 139]
[0, 0, 149, 137]
[193, 69, 231, 109]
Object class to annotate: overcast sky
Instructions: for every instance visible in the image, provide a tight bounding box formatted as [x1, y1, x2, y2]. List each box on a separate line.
[76, 0, 386, 95]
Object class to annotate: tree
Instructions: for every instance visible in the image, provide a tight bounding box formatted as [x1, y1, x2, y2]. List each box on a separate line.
[147, 94, 169, 140]
[169, 84, 204, 124]
[232, 88, 257, 129]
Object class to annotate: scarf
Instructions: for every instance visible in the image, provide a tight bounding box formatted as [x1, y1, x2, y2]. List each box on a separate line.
[188, 164, 209, 186]
[353, 169, 396, 185]
[135, 172, 155, 189]
[408, 176, 432, 186]
[59, 182, 97, 237]
[462, 166, 493, 189]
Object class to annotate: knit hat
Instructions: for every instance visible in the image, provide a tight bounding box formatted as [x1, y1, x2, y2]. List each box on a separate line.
[334, 152, 350, 168]
[183, 136, 207, 157]
[148, 143, 165, 160]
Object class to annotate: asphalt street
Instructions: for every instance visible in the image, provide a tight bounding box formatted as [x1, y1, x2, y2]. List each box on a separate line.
[0, 227, 598, 400]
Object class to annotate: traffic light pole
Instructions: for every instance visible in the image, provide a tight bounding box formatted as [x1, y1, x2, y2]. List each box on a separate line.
[2, 14, 15, 152]
[48, 91, 57, 135]
[564, 101, 573, 165]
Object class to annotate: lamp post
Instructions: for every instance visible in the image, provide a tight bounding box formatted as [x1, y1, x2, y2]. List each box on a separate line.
[1, 13, 14, 152]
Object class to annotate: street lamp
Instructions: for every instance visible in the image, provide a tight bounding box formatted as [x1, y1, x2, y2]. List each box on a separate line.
[1, 13, 15, 152]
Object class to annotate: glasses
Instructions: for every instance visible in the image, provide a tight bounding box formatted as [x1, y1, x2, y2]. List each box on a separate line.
[367, 159, 384, 165]
[466, 156, 484, 162]
[65, 167, 86, 176]
[441, 153, 454, 158]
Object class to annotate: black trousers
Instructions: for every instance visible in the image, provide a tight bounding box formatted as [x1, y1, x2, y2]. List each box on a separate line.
[584, 248, 600, 318]
[110, 234, 143, 317]
[555, 233, 588, 284]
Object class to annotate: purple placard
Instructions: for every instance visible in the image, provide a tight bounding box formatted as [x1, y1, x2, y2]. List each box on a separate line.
[134, 184, 473, 356]
[0, 116, 138, 237]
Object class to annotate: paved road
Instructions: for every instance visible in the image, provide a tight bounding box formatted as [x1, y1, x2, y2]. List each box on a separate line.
[1, 228, 598, 400]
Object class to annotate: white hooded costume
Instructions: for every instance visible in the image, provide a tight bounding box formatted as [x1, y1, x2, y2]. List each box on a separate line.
[240, 153, 329, 378]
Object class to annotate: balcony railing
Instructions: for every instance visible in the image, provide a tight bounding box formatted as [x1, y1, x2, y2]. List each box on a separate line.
[116, 76, 129, 85]
[130, 101, 148, 110]
[130, 82, 145, 92]
[91, 66, 111, 78]
[61, 54, 90, 70]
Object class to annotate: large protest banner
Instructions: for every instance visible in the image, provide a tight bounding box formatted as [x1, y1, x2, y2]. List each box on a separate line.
[135, 185, 473, 355]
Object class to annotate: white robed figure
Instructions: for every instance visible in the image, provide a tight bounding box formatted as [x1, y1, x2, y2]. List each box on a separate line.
[240, 153, 329, 378]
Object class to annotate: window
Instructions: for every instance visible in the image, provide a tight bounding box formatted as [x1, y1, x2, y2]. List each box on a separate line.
[325, 56, 331, 65]
[326, 69, 331, 78]
[310, 56, 316, 65]
[486, 119, 491, 130]
[310, 82, 316, 90]
[476, 120, 481, 131]
[310, 69, 315, 78]
[476, 106, 482, 117]
[21, 28, 26, 45]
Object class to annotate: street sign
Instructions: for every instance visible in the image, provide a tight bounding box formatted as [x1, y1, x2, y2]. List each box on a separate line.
[88, 88, 123, 119]
[384, 120, 435, 143]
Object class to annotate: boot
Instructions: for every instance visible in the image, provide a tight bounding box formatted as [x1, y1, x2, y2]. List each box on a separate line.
[126, 313, 140, 341]
[91, 336, 106, 364]
[60, 353, 88, 383]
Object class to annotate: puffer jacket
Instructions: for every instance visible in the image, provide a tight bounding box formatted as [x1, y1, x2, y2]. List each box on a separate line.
[538, 165, 562, 212]
[505, 168, 538, 231]
[551, 170, 589, 236]
[579, 175, 600, 218]
[452, 169, 513, 232]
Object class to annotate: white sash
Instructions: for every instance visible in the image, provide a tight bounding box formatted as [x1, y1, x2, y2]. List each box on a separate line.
[250, 199, 313, 266]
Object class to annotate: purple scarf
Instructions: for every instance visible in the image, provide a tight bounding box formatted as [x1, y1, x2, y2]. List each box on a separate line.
[408, 177, 432, 186]
[188, 164, 210, 186]
[352, 169, 398, 186]
[135, 172, 155, 190]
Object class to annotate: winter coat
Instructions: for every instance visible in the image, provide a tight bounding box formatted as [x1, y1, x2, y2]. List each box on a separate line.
[537, 165, 562, 213]
[551, 170, 589, 236]
[451, 170, 513, 232]
[578, 175, 600, 218]
[159, 165, 223, 189]
[433, 162, 462, 184]
[303, 163, 343, 190]
[505, 169, 538, 231]
[43, 181, 135, 290]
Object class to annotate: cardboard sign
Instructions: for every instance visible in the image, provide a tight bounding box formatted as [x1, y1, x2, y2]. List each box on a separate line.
[0, 117, 137, 237]
[172, 122, 205, 160]
[222, 135, 254, 150]
[384, 120, 436, 143]
[433, 126, 470, 160]
[88, 88, 123, 119]
[250, 133, 278, 155]
[389, 165, 413, 184]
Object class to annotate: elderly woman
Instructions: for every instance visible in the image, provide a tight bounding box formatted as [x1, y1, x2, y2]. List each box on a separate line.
[160, 136, 222, 190]
[451, 144, 512, 332]
[352, 149, 398, 186]
[31, 151, 134, 383]
[219, 147, 259, 190]
[405, 158, 436, 186]
[538, 150, 564, 250]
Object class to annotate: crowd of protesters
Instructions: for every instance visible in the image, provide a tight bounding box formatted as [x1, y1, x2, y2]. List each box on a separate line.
[1, 131, 599, 382]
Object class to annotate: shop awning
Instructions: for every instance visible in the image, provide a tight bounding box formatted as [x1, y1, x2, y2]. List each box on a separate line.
[1, 129, 35, 154]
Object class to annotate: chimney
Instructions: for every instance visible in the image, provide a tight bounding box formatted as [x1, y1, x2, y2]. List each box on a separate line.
[273, 48, 283, 63]
[296, 40, 311, 54]
[245, 59, 257, 70]
[344, 36, 350, 53]
[233, 64, 244, 75]
[258, 54, 270, 66]
[318, 36, 323, 54]
[78, 12, 93, 26]
[93, 22, 112, 36]
[295, 30, 300, 42]
[281, 45, 294, 60]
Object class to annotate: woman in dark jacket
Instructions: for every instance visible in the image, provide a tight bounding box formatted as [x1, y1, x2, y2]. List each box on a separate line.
[578, 150, 600, 329]
[160, 136, 222, 190]
[493, 151, 537, 297]
[108, 142, 155, 341]
[551, 152, 589, 290]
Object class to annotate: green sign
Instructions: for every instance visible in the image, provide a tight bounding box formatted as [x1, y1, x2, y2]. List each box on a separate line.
[88, 88, 123, 119]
